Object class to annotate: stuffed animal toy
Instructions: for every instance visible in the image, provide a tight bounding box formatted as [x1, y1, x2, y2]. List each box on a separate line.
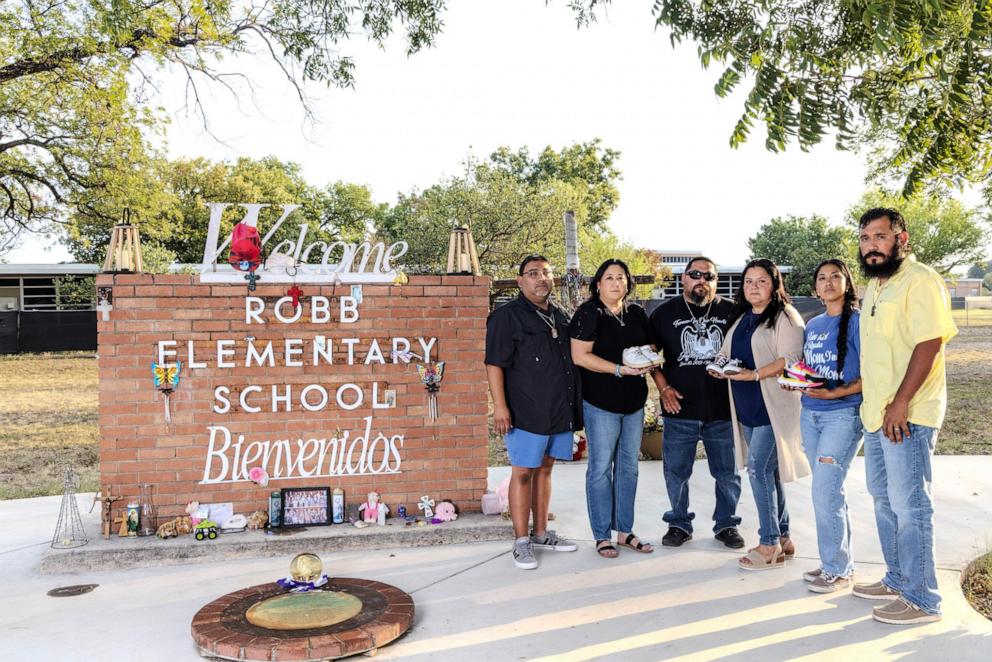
[186, 500, 201, 526]
[434, 500, 459, 522]
[358, 491, 389, 524]
[156, 516, 193, 538]
[247, 510, 269, 530]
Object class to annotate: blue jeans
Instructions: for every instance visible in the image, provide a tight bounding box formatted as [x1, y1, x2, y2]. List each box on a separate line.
[800, 407, 863, 577]
[583, 401, 643, 541]
[743, 425, 789, 547]
[864, 423, 941, 615]
[661, 417, 741, 534]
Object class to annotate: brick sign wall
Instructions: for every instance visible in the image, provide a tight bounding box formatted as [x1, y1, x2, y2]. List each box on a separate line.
[96, 273, 491, 519]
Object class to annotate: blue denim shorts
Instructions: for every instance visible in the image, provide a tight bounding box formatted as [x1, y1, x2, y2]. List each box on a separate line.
[505, 428, 573, 468]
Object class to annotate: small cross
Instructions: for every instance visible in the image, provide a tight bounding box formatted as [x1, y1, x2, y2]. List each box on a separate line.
[288, 285, 303, 309]
[97, 298, 113, 321]
[244, 271, 261, 291]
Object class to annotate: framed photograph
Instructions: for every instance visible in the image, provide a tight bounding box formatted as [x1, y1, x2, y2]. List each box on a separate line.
[280, 487, 331, 528]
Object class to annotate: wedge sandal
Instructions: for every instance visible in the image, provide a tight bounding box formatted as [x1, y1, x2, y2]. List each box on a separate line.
[739, 546, 785, 571]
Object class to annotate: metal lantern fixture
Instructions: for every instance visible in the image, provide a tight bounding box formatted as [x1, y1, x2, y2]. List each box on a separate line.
[102, 209, 145, 273]
[446, 225, 481, 275]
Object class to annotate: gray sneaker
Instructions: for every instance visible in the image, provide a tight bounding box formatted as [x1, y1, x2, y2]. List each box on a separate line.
[530, 530, 578, 552]
[872, 597, 942, 625]
[808, 573, 851, 594]
[853, 580, 900, 601]
[512, 537, 538, 570]
[802, 567, 824, 583]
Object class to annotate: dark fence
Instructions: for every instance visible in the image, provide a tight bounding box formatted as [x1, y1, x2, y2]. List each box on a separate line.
[0, 312, 16, 354]
[0, 311, 97, 354]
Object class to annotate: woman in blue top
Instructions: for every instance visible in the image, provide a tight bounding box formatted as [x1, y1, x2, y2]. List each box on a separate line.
[796, 259, 864, 593]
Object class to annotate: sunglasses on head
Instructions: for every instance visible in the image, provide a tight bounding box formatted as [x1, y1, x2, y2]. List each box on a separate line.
[685, 269, 716, 282]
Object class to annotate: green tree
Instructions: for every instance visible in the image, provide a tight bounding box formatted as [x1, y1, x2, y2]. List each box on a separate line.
[376, 144, 637, 282]
[847, 190, 991, 275]
[747, 215, 855, 296]
[580, 231, 667, 298]
[0, 1, 445, 257]
[967, 260, 992, 278]
[488, 139, 622, 229]
[984, 272, 992, 293]
[378, 164, 589, 278]
[570, 1, 992, 197]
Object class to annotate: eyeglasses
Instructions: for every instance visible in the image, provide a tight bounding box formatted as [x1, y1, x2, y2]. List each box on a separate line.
[522, 269, 553, 279]
[685, 270, 716, 282]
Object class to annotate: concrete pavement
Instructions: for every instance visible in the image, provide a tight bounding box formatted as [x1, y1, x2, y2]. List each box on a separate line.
[2, 456, 991, 660]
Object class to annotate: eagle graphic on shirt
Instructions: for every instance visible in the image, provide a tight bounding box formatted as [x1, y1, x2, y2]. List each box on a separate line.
[677, 323, 724, 365]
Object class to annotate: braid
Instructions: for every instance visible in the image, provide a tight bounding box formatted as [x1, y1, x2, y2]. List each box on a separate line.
[835, 290, 857, 383]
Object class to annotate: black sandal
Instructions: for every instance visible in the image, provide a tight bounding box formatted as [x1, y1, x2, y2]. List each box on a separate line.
[618, 532, 654, 553]
[596, 539, 618, 558]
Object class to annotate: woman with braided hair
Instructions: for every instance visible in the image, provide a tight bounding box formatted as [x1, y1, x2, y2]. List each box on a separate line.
[794, 259, 864, 593]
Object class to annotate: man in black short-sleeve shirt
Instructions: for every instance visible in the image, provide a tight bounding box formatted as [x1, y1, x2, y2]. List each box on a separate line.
[486, 256, 581, 570]
[650, 256, 744, 549]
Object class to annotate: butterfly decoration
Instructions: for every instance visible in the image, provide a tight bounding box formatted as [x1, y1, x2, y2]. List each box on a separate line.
[152, 362, 181, 390]
[417, 362, 445, 420]
[151, 361, 182, 424]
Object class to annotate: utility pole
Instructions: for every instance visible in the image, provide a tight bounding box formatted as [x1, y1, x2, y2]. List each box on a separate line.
[563, 210, 583, 314]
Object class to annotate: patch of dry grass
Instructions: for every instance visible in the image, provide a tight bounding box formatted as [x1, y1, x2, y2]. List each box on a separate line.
[0, 352, 99, 499]
[941, 326, 992, 454]
[953, 307, 992, 328]
[963, 552, 992, 621]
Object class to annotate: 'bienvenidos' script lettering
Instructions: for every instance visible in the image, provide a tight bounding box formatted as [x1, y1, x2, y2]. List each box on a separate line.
[201, 416, 403, 484]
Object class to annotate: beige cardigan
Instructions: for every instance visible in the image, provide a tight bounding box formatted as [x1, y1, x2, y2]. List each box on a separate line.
[720, 304, 810, 483]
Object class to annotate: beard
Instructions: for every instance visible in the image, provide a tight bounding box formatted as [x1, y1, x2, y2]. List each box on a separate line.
[686, 285, 713, 306]
[859, 242, 905, 278]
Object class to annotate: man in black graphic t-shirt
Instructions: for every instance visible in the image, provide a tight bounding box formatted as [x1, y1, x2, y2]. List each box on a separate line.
[650, 257, 743, 549]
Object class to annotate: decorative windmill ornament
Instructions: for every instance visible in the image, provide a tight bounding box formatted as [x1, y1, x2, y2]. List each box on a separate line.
[417, 362, 445, 420]
[151, 361, 182, 423]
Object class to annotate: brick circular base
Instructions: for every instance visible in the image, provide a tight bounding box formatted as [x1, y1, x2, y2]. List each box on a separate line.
[191, 578, 414, 660]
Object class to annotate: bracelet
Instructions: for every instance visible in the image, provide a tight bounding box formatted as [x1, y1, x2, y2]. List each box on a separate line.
[661, 385, 672, 393]
[614, 363, 623, 378]
[753, 370, 760, 382]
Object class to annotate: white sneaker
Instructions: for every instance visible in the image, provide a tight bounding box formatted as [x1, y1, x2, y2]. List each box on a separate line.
[706, 354, 729, 375]
[622, 346, 654, 369]
[721, 359, 744, 375]
[638, 345, 663, 366]
[706, 354, 744, 376]
[512, 537, 538, 569]
[530, 530, 578, 552]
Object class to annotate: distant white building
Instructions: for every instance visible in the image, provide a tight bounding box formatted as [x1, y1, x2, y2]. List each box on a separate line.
[652, 251, 791, 299]
[0, 263, 98, 311]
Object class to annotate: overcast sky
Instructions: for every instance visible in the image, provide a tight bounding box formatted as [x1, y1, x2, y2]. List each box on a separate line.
[13, 0, 982, 267]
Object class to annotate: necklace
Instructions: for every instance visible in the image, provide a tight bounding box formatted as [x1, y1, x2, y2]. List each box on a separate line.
[869, 279, 890, 317]
[604, 302, 625, 326]
[685, 297, 714, 332]
[535, 307, 559, 338]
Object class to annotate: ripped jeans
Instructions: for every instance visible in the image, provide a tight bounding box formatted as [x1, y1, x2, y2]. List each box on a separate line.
[742, 424, 789, 547]
[800, 407, 863, 577]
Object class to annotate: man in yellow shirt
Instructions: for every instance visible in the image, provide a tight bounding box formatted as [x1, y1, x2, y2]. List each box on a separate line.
[854, 207, 958, 625]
